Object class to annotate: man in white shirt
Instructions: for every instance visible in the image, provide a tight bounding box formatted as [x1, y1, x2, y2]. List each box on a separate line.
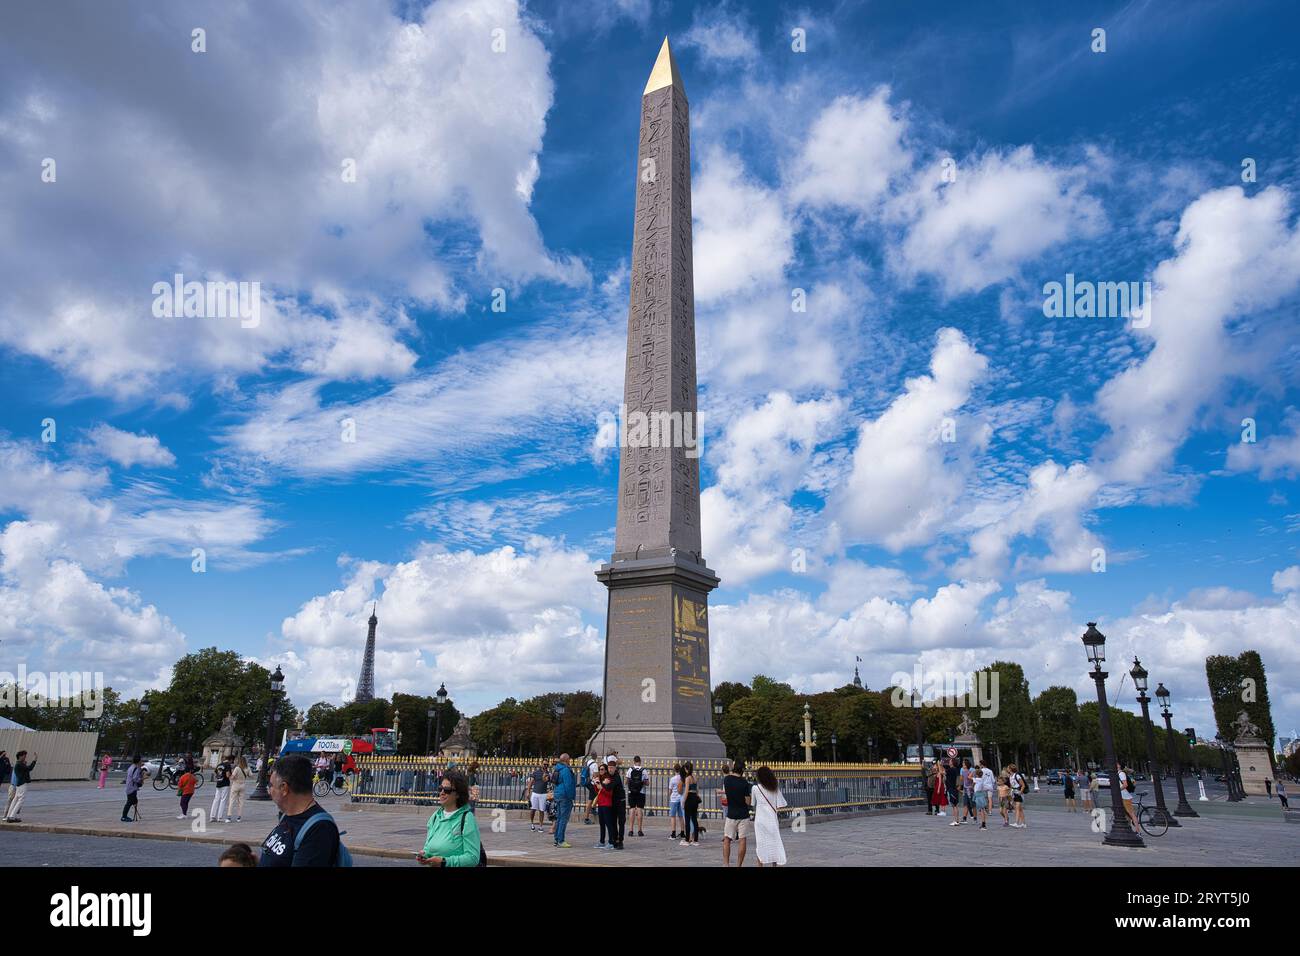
[973, 762, 994, 830]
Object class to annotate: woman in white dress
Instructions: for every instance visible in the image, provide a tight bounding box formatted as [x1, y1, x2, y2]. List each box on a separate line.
[751, 765, 788, 867]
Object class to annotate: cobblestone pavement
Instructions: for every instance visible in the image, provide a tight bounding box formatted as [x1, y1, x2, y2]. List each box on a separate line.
[3, 781, 1296, 866]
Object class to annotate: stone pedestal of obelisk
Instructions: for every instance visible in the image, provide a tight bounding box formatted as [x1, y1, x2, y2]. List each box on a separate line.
[588, 38, 726, 761]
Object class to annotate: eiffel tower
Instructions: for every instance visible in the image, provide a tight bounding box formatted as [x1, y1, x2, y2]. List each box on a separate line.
[355, 604, 377, 703]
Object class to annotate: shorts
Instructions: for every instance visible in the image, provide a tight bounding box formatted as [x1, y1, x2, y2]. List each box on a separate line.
[974, 792, 989, 811]
[1012, 793, 1024, 803]
[723, 817, 752, 841]
[947, 787, 960, 805]
[530, 792, 548, 812]
[628, 792, 646, 809]
[1121, 791, 1132, 802]
[669, 797, 683, 817]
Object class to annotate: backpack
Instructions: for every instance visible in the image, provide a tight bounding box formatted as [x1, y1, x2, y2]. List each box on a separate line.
[1013, 773, 1027, 793]
[579, 763, 591, 787]
[629, 767, 644, 794]
[458, 811, 489, 867]
[1124, 774, 1135, 794]
[295, 810, 353, 867]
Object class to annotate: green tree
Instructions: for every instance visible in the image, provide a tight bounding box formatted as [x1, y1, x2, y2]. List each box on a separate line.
[1205, 651, 1275, 759]
[1033, 686, 1080, 768]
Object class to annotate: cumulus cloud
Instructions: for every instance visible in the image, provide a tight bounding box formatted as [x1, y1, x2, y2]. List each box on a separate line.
[700, 392, 845, 585]
[84, 425, 176, 469]
[830, 328, 989, 551]
[0, 0, 583, 401]
[890, 146, 1103, 296]
[679, 4, 760, 65]
[693, 148, 794, 303]
[277, 538, 605, 706]
[1096, 186, 1300, 486]
[789, 88, 911, 213]
[1227, 407, 1300, 479]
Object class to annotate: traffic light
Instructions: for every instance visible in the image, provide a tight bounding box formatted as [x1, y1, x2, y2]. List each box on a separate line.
[1184, 727, 1196, 747]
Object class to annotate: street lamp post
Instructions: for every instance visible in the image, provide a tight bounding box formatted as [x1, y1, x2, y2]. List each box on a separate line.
[434, 683, 448, 757]
[425, 707, 435, 756]
[132, 694, 150, 756]
[249, 665, 285, 801]
[1081, 623, 1144, 847]
[161, 712, 177, 778]
[831, 731, 838, 763]
[713, 700, 723, 729]
[1130, 658, 1178, 827]
[911, 689, 925, 779]
[554, 700, 566, 754]
[1154, 683, 1198, 818]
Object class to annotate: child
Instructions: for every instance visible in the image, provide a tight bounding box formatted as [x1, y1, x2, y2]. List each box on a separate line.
[218, 843, 257, 867]
[176, 768, 197, 819]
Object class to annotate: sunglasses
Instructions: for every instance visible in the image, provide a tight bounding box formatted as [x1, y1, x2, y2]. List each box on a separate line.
[439, 786, 456, 794]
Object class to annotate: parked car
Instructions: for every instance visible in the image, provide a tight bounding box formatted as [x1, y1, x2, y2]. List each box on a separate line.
[1046, 769, 1062, 785]
[1095, 773, 1111, 788]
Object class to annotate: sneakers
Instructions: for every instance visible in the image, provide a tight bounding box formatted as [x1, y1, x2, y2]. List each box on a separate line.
[595, 842, 608, 849]
[555, 842, 571, 848]
[176, 813, 187, 819]
[120, 817, 132, 823]
[530, 824, 538, 832]
[638, 830, 645, 837]
[680, 839, 691, 846]
[980, 823, 988, 830]
[950, 821, 961, 826]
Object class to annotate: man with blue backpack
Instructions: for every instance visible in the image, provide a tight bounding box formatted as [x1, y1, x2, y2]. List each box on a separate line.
[259, 753, 351, 866]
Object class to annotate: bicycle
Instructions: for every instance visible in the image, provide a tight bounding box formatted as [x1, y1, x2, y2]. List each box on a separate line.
[313, 774, 352, 798]
[1133, 791, 1168, 837]
[152, 765, 205, 791]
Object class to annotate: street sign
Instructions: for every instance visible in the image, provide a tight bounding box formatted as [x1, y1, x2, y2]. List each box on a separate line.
[947, 747, 958, 758]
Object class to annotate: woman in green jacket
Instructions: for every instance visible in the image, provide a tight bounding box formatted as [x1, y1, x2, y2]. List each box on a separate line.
[418, 768, 482, 867]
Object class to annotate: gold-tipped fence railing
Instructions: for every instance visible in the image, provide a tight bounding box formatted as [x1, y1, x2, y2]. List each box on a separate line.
[348, 755, 925, 817]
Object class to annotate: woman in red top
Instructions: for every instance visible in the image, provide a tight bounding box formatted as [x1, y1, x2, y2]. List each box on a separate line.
[932, 763, 949, 815]
[594, 764, 614, 849]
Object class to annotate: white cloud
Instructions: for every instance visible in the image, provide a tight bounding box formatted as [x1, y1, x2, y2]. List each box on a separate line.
[1227, 408, 1300, 480]
[957, 461, 1103, 578]
[789, 88, 911, 213]
[0, 0, 583, 401]
[277, 538, 605, 705]
[701, 392, 845, 585]
[890, 146, 1102, 296]
[84, 425, 176, 469]
[693, 148, 794, 303]
[1096, 186, 1300, 485]
[680, 5, 760, 65]
[830, 328, 989, 551]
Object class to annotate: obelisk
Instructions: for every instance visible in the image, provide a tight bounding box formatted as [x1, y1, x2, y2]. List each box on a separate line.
[589, 38, 725, 761]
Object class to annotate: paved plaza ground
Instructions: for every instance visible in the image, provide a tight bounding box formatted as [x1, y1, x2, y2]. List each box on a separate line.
[3, 778, 1296, 866]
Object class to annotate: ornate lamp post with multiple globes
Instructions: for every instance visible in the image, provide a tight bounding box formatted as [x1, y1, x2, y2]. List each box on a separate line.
[249, 665, 285, 801]
[1080, 623, 1144, 847]
[1130, 658, 1178, 827]
[1154, 682, 1198, 818]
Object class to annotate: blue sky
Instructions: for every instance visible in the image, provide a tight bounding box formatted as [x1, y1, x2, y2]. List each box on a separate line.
[1, 0, 1299, 743]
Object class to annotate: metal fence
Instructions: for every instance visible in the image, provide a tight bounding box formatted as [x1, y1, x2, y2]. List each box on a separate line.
[350, 756, 925, 817]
